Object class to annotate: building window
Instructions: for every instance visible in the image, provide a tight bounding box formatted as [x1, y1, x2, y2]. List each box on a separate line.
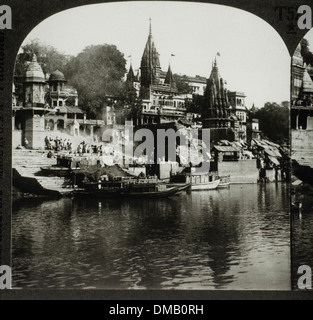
[59, 101, 63, 106]
[53, 101, 57, 107]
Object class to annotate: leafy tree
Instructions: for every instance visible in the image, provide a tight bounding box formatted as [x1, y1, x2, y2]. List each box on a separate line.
[14, 39, 71, 103]
[114, 81, 142, 124]
[185, 94, 205, 114]
[64, 44, 126, 118]
[250, 101, 289, 144]
[173, 74, 193, 94]
[15, 39, 71, 78]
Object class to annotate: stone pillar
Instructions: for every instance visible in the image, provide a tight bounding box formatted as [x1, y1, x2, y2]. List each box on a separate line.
[54, 115, 57, 131]
[12, 111, 15, 131]
[296, 113, 299, 130]
[90, 125, 94, 137]
[64, 113, 67, 129]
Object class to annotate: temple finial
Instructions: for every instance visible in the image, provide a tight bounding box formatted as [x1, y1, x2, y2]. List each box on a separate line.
[149, 18, 152, 35]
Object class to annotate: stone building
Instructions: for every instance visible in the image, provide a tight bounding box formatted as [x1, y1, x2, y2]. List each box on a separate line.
[291, 41, 313, 131]
[13, 54, 46, 149]
[291, 40, 313, 162]
[228, 91, 248, 141]
[126, 21, 193, 125]
[202, 59, 244, 143]
[12, 54, 104, 149]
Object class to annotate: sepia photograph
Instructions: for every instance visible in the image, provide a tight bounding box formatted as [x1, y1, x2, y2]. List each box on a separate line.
[9, 1, 292, 291]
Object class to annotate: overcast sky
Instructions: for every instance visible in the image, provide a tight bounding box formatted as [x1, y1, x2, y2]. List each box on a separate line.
[20, 1, 291, 108]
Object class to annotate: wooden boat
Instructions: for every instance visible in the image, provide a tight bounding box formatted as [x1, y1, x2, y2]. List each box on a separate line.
[190, 178, 220, 191]
[171, 171, 220, 191]
[121, 182, 180, 198]
[72, 180, 129, 197]
[73, 177, 181, 198]
[217, 175, 230, 188]
[166, 183, 191, 192]
[40, 165, 78, 177]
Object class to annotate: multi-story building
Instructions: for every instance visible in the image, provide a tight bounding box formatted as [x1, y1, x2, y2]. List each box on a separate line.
[12, 54, 104, 148]
[228, 91, 248, 141]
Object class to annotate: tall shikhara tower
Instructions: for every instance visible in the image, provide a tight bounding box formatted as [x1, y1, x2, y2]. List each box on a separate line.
[140, 19, 162, 98]
[204, 59, 230, 120]
[202, 59, 235, 142]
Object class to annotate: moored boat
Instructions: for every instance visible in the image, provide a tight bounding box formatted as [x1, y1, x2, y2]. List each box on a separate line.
[72, 179, 129, 197]
[190, 178, 220, 191]
[170, 170, 220, 191]
[217, 175, 230, 188]
[40, 165, 78, 177]
[72, 173, 181, 198]
[166, 182, 191, 192]
[121, 182, 180, 197]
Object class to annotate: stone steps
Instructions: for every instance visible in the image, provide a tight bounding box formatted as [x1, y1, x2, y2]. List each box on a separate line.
[12, 149, 74, 196]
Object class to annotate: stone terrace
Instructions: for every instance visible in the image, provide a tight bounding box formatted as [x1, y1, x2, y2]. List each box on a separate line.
[12, 149, 74, 196]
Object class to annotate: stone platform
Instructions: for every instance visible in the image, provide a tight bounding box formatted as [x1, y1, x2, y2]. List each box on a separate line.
[12, 149, 75, 197]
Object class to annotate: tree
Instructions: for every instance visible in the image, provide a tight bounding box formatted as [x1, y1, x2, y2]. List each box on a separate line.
[250, 101, 289, 144]
[114, 81, 142, 124]
[185, 94, 205, 114]
[14, 39, 71, 104]
[64, 44, 126, 118]
[173, 74, 193, 94]
[15, 39, 71, 78]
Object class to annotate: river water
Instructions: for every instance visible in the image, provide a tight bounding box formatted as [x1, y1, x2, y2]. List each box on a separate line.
[291, 185, 313, 289]
[12, 183, 291, 290]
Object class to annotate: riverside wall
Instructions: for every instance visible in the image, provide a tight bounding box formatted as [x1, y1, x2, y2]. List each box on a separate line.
[218, 160, 259, 184]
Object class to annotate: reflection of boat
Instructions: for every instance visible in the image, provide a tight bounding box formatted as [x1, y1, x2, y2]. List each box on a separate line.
[217, 175, 230, 188]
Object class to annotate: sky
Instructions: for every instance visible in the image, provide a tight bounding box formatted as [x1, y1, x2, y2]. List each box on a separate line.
[20, 1, 291, 108]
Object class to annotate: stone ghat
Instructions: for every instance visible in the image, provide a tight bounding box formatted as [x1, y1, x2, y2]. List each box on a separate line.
[12, 149, 74, 196]
[292, 149, 313, 167]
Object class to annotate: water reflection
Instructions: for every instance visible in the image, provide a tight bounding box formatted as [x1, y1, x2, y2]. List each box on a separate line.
[12, 183, 290, 290]
[292, 188, 313, 289]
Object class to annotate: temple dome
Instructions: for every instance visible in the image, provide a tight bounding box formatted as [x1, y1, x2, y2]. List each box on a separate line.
[49, 70, 66, 82]
[24, 54, 46, 83]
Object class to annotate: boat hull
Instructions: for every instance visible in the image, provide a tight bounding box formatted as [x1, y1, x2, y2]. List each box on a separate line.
[191, 179, 220, 191]
[40, 166, 77, 177]
[121, 186, 180, 198]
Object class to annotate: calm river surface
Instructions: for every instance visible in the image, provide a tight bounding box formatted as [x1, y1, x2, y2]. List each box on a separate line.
[292, 185, 313, 289]
[12, 183, 290, 290]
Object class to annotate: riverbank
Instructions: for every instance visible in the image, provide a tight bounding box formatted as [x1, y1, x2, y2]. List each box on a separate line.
[12, 147, 282, 200]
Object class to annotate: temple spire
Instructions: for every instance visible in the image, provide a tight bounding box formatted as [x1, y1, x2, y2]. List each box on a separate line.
[149, 18, 152, 35]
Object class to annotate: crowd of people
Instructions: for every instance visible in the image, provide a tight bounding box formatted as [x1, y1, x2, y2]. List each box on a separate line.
[44, 136, 108, 158]
[45, 136, 73, 152]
